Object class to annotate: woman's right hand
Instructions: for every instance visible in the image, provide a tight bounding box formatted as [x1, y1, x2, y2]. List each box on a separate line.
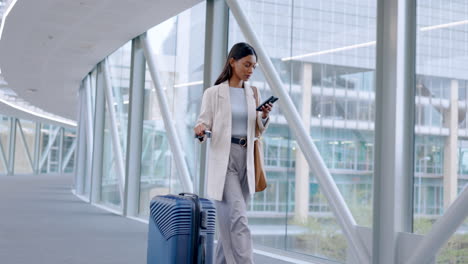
[194, 123, 206, 137]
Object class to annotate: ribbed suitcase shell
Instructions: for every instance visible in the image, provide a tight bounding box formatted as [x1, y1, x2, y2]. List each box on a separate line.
[147, 194, 216, 264]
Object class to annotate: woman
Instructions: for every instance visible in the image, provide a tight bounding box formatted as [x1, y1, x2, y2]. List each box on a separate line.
[194, 42, 273, 264]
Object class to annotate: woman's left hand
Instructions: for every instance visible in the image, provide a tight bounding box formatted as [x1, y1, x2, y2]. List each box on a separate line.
[261, 103, 273, 119]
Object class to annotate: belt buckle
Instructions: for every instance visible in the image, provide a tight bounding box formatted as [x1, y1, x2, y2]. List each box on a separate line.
[239, 138, 247, 148]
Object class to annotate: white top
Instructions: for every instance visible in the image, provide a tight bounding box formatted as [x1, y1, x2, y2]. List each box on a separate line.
[229, 87, 248, 138]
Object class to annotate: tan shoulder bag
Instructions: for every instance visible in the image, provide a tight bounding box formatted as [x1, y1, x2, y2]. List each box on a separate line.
[252, 86, 267, 192]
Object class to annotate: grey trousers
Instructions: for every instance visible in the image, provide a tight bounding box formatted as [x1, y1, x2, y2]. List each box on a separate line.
[215, 143, 254, 264]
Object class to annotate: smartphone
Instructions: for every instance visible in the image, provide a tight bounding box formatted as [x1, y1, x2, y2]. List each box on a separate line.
[256, 96, 279, 111]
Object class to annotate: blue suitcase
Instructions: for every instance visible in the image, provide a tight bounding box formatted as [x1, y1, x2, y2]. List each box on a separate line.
[147, 193, 216, 264]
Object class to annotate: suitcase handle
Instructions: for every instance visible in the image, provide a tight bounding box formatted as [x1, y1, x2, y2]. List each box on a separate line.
[179, 192, 203, 263]
[178, 192, 199, 198]
[195, 130, 212, 141]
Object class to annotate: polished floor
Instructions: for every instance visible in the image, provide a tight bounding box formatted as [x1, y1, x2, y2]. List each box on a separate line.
[0, 174, 312, 264]
[0, 174, 147, 264]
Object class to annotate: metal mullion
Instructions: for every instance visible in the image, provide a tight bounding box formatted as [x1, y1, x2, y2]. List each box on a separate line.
[62, 137, 77, 173]
[465, 81, 468, 133]
[320, 67, 324, 129]
[0, 135, 8, 173]
[140, 34, 193, 193]
[58, 128, 64, 174]
[85, 75, 95, 193]
[103, 58, 126, 210]
[225, 1, 369, 262]
[373, 0, 416, 263]
[16, 120, 34, 171]
[8, 117, 16, 175]
[91, 63, 106, 204]
[38, 127, 60, 171]
[33, 123, 41, 174]
[124, 37, 146, 217]
[275, 180, 279, 212]
[75, 85, 87, 194]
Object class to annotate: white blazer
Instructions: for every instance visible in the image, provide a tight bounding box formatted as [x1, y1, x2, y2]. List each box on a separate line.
[196, 81, 270, 201]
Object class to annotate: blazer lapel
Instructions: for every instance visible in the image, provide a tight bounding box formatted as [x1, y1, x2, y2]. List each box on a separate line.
[218, 81, 231, 128]
[244, 82, 256, 137]
[218, 80, 229, 99]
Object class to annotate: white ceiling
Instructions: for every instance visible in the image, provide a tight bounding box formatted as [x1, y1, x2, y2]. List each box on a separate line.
[0, 0, 202, 121]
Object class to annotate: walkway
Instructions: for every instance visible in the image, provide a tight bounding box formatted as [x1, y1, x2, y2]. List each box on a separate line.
[0, 174, 313, 264]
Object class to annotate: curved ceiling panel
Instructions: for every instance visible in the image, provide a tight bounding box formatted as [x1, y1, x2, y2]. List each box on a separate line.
[0, 0, 202, 120]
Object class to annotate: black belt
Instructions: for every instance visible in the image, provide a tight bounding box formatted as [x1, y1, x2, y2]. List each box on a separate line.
[231, 137, 247, 147]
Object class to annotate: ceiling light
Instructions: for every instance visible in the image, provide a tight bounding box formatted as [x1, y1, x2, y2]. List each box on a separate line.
[0, 97, 77, 127]
[282, 41, 376, 61]
[420, 20, 468, 32]
[281, 19, 468, 62]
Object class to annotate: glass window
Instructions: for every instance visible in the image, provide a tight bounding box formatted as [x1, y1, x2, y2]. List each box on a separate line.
[40, 124, 60, 174]
[101, 104, 122, 208]
[229, 0, 376, 261]
[62, 128, 76, 173]
[107, 41, 132, 158]
[100, 41, 132, 209]
[415, 1, 468, 261]
[138, 2, 206, 218]
[14, 119, 35, 174]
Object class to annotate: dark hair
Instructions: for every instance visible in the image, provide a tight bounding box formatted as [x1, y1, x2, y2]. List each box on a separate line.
[214, 42, 257, 85]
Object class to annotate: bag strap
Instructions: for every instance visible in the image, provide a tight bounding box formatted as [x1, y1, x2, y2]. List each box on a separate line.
[252, 86, 260, 137]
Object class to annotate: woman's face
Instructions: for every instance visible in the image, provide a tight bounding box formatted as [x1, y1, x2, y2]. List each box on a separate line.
[230, 55, 257, 82]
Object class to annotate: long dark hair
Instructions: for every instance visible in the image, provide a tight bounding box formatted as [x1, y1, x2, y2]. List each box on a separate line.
[214, 42, 257, 85]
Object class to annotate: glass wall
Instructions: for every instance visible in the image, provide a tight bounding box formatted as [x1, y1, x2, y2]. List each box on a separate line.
[101, 111, 121, 207]
[138, 2, 206, 217]
[40, 124, 61, 173]
[229, 0, 376, 261]
[415, 1, 468, 261]
[71, 0, 468, 262]
[0, 115, 76, 176]
[108, 41, 132, 157]
[62, 128, 76, 173]
[83, 68, 97, 197]
[14, 119, 35, 174]
[100, 41, 132, 209]
[0, 116, 10, 174]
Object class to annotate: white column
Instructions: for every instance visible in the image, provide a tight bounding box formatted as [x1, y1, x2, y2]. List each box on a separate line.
[75, 86, 86, 193]
[443, 79, 458, 209]
[58, 128, 64, 173]
[201, 0, 229, 196]
[85, 76, 95, 196]
[373, 0, 416, 263]
[124, 38, 146, 217]
[33, 122, 41, 175]
[91, 64, 106, 203]
[295, 63, 312, 223]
